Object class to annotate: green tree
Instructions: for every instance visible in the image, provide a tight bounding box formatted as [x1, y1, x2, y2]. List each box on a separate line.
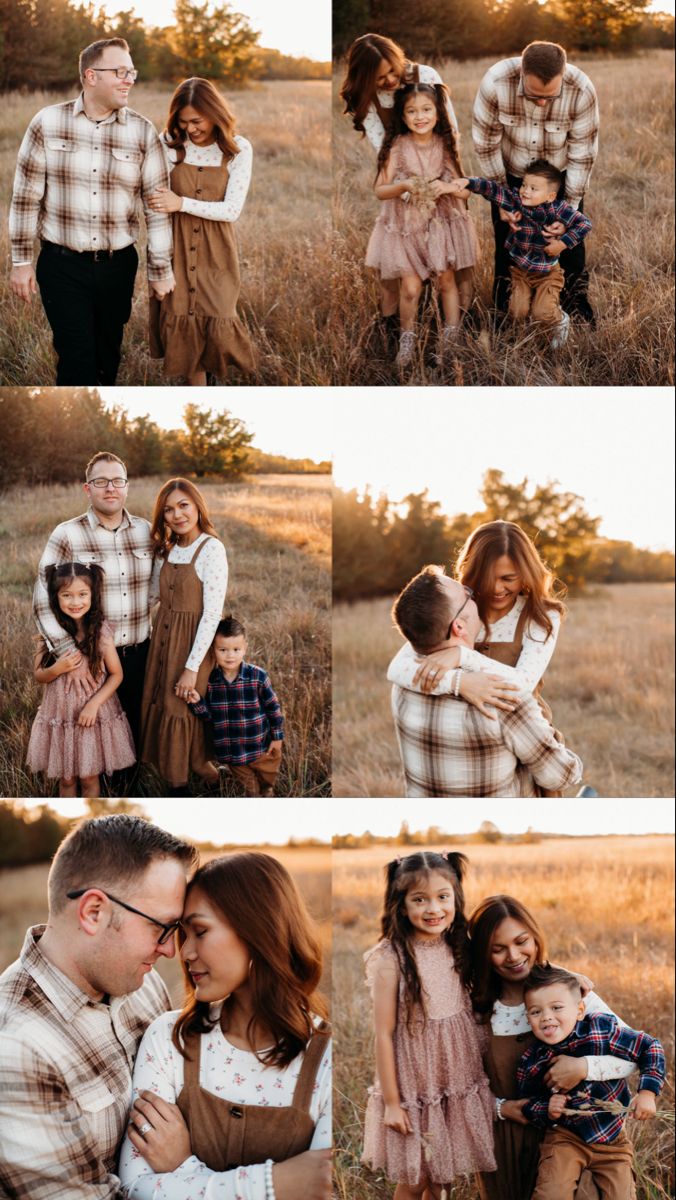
[176, 404, 254, 477]
[168, 0, 261, 82]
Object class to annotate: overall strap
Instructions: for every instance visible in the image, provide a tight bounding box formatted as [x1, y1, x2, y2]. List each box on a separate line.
[513, 600, 531, 650]
[180, 1029, 203, 1088]
[189, 534, 213, 565]
[291, 1022, 331, 1113]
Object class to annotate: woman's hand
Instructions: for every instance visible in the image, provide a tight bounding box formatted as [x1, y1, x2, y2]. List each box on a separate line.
[174, 668, 198, 701]
[543, 220, 566, 239]
[458, 671, 520, 718]
[383, 1101, 412, 1134]
[272, 1149, 332, 1200]
[500, 1098, 530, 1125]
[127, 1091, 192, 1173]
[77, 698, 101, 728]
[544, 1055, 588, 1091]
[148, 186, 183, 213]
[630, 1090, 657, 1121]
[544, 238, 568, 257]
[413, 646, 461, 692]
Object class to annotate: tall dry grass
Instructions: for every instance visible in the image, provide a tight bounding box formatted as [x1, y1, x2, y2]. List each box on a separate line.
[0, 80, 331, 385]
[332, 583, 675, 797]
[331, 52, 675, 386]
[333, 836, 675, 1199]
[0, 474, 331, 796]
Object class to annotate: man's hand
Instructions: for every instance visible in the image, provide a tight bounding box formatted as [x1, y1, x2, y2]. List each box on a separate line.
[544, 238, 568, 257]
[127, 1091, 192, 1173]
[10, 264, 37, 303]
[151, 273, 175, 300]
[548, 1092, 568, 1121]
[630, 1090, 657, 1121]
[272, 1149, 332, 1200]
[499, 206, 522, 231]
[544, 1055, 588, 1091]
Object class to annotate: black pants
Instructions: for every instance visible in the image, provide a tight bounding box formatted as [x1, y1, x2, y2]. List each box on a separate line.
[36, 242, 138, 384]
[490, 174, 593, 321]
[116, 639, 150, 753]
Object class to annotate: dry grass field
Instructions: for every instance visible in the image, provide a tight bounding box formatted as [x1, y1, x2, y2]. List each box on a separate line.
[0, 473, 331, 796]
[0, 842, 331, 1005]
[333, 836, 675, 1199]
[331, 51, 675, 386]
[0, 80, 330, 386]
[332, 582, 675, 798]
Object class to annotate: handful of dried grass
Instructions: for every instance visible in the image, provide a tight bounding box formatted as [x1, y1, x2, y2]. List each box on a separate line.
[561, 1098, 674, 1121]
[407, 175, 439, 219]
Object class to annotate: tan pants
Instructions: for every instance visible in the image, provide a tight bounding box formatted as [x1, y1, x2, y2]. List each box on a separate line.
[509, 263, 565, 325]
[228, 746, 281, 796]
[533, 1128, 636, 1200]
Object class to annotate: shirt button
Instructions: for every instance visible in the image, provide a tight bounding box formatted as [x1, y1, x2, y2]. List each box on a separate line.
[189, 286, 195, 293]
[193, 228, 199, 233]
[196, 189, 202, 195]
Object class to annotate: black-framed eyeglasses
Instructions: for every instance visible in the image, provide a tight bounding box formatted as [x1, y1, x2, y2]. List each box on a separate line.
[445, 586, 474, 639]
[86, 477, 128, 489]
[92, 67, 138, 80]
[66, 888, 180, 945]
[521, 75, 563, 102]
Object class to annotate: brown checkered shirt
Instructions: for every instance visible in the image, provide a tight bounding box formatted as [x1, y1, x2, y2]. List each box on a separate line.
[472, 58, 599, 206]
[9, 93, 173, 280]
[391, 686, 583, 797]
[0, 926, 170, 1199]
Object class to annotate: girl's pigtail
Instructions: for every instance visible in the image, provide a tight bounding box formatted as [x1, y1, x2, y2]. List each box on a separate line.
[444, 851, 468, 882]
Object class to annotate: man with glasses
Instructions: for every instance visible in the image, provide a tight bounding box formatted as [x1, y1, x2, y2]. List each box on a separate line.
[0, 813, 197, 1199]
[9, 37, 174, 384]
[33, 451, 154, 755]
[472, 40, 599, 323]
[388, 565, 583, 796]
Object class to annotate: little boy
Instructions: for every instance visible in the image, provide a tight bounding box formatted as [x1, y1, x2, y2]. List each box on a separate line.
[517, 963, 665, 1200]
[186, 616, 284, 797]
[449, 158, 592, 347]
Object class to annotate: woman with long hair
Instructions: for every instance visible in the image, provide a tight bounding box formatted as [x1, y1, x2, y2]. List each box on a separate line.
[148, 77, 255, 385]
[118, 852, 332, 1198]
[140, 477, 227, 794]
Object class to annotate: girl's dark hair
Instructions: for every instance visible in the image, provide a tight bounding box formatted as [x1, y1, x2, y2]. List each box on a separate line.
[381, 850, 469, 1029]
[149, 477, 218, 558]
[340, 34, 407, 133]
[464, 894, 548, 1022]
[376, 82, 463, 182]
[45, 562, 106, 680]
[164, 76, 239, 164]
[172, 853, 328, 1068]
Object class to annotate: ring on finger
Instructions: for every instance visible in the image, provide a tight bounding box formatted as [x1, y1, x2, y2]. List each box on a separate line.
[139, 1120, 153, 1135]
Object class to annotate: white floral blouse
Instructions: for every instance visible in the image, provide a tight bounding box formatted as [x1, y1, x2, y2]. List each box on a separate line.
[162, 134, 253, 222]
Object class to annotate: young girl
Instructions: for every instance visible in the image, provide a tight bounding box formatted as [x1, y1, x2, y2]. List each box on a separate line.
[148, 77, 256, 385]
[362, 851, 496, 1197]
[365, 83, 478, 368]
[26, 563, 135, 797]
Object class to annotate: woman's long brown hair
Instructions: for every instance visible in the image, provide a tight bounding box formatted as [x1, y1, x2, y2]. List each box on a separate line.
[376, 83, 463, 181]
[149, 477, 218, 558]
[464, 895, 548, 1022]
[456, 520, 566, 642]
[164, 77, 239, 163]
[340, 33, 407, 133]
[172, 853, 328, 1068]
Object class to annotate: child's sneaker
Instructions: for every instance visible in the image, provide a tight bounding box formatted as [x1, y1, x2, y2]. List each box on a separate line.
[395, 330, 417, 367]
[550, 310, 570, 349]
[379, 312, 399, 356]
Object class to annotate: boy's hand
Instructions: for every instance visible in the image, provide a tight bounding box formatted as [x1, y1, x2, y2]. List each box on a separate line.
[268, 739, 283, 760]
[545, 238, 567, 257]
[500, 206, 522, 231]
[630, 1090, 657, 1121]
[548, 1092, 568, 1121]
[446, 178, 470, 198]
[185, 688, 201, 704]
[78, 699, 100, 728]
[383, 1102, 412, 1135]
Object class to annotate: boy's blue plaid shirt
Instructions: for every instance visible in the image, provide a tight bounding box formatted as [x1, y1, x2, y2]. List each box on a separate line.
[517, 1013, 665, 1144]
[190, 662, 284, 764]
[466, 177, 592, 272]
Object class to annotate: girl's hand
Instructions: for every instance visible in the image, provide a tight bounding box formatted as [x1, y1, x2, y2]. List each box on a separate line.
[459, 671, 520, 718]
[383, 1102, 412, 1135]
[148, 187, 182, 213]
[544, 1055, 587, 1091]
[413, 646, 461, 692]
[428, 178, 450, 199]
[127, 1091, 192, 1172]
[630, 1090, 657, 1121]
[56, 649, 84, 675]
[77, 699, 100, 728]
[500, 1098, 529, 1125]
[548, 1091, 568, 1121]
[174, 668, 198, 701]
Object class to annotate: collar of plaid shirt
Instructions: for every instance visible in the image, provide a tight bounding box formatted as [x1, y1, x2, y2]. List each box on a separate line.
[20, 926, 108, 1018]
[74, 91, 127, 124]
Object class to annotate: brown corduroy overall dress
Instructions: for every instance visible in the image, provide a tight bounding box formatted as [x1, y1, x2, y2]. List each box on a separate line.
[176, 1023, 330, 1171]
[140, 537, 217, 786]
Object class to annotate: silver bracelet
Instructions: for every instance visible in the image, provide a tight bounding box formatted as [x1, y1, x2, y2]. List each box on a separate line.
[495, 1097, 507, 1121]
[264, 1159, 276, 1200]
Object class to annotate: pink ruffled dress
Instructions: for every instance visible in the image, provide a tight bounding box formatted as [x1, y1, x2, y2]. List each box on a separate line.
[366, 134, 479, 281]
[26, 622, 136, 780]
[362, 937, 496, 1186]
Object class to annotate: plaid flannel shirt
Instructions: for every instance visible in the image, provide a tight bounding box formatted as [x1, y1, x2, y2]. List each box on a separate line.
[472, 58, 599, 206]
[190, 661, 284, 764]
[9, 94, 173, 280]
[517, 1013, 666, 1144]
[391, 686, 582, 797]
[33, 507, 155, 655]
[467, 178, 592, 272]
[0, 926, 170, 1199]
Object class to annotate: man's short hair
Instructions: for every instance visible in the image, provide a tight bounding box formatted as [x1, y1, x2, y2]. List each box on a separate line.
[85, 451, 127, 481]
[48, 814, 198, 915]
[521, 42, 567, 83]
[79, 38, 130, 85]
[524, 158, 564, 191]
[392, 565, 451, 654]
[523, 962, 582, 999]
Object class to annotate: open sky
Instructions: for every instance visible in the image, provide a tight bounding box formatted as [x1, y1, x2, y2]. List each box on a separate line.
[332, 388, 675, 552]
[107, 0, 330, 59]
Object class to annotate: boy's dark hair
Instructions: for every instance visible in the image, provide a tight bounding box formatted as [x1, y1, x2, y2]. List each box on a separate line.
[521, 41, 567, 83]
[524, 962, 582, 999]
[524, 158, 564, 191]
[215, 615, 246, 640]
[391, 565, 451, 654]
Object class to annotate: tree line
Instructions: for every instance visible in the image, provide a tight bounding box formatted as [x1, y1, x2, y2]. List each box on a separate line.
[0, 0, 331, 92]
[0, 388, 328, 483]
[333, 470, 675, 600]
[333, 0, 675, 59]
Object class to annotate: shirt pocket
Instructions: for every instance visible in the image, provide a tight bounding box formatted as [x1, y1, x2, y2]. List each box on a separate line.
[110, 146, 142, 185]
[74, 551, 103, 566]
[71, 1079, 117, 1115]
[45, 138, 77, 153]
[498, 112, 519, 132]
[131, 547, 154, 573]
[544, 120, 570, 150]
